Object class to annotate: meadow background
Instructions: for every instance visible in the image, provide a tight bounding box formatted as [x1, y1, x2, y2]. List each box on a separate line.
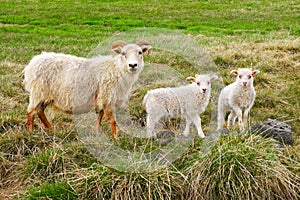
[0, 0, 299, 199]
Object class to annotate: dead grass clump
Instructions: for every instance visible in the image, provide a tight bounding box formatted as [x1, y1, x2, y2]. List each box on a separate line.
[186, 133, 300, 200]
[67, 164, 185, 200]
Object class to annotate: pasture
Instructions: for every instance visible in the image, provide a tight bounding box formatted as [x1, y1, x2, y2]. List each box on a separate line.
[0, 0, 299, 199]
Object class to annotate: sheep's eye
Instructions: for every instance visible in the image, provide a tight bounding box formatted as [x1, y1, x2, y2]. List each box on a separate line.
[248, 75, 252, 79]
[138, 51, 142, 55]
[239, 75, 242, 79]
[207, 81, 210, 84]
[121, 52, 126, 56]
[197, 82, 200, 86]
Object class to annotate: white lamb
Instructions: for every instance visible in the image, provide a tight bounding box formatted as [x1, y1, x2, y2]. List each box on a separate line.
[23, 40, 151, 139]
[217, 68, 260, 131]
[143, 74, 218, 138]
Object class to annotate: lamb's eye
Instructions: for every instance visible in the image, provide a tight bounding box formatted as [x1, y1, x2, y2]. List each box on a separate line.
[207, 81, 210, 84]
[239, 75, 242, 79]
[121, 52, 126, 56]
[248, 75, 252, 79]
[138, 51, 142, 55]
[197, 82, 200, 86]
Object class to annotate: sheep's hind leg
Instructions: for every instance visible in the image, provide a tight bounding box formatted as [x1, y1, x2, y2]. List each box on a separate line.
[26, 109, 35, 131]
[37, 103, 53, 130]
[217, 105, 226, 130]
[93, 110, 104, 134]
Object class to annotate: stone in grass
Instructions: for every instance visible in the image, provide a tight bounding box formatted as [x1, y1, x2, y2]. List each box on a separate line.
[250, 118, 293, 145]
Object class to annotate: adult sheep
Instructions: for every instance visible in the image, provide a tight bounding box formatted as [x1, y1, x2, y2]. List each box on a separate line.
[24, 40, 151, 139]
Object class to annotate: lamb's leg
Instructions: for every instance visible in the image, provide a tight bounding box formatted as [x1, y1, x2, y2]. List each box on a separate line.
[227, 110, 236, 129]
[36, 103, 53, 130]
[183, 116, 192, 136]
[104, 108, 117, 139]
[217, 104, 226, 130]
[232, 107, 244, 131]
[146, 114, 158, 137]
[26, 109, 35, 131]
[192, 115, 205, 138]
[93, 110, 104, 134]
[243, 107, 251, 130]
[26, 96, 37, 131]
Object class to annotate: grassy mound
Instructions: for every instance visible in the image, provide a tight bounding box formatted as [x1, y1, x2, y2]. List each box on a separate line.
[14, 133, 298, 200]
[186, 133, 300, 199]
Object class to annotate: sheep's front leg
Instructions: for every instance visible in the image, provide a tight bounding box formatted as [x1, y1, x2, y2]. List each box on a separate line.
[243, 107, 251, 130]
[104, 108, 117, 139]
[232, 107, 244, 131]
[183, 116, 192, 136]
[227, 110, 237, 129]
[191, 115, 205, 139]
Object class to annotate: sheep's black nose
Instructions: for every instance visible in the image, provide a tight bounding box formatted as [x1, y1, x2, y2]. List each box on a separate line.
[129, 63, 138, 68]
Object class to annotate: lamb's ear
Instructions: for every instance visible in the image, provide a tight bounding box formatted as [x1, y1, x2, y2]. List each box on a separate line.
[252, 70, 260, 76]
[230, 70, 238, 76]
[186, 76, 196, 82]
[210, 75, 218, 82]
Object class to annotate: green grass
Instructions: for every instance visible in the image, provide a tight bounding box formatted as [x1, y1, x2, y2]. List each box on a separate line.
[0, 0, 299, 199]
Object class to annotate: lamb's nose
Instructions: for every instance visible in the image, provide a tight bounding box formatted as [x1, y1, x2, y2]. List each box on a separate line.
[129, 63, 138, 68]
[202, 88, 207, 93]
[243, 82, 247, 86]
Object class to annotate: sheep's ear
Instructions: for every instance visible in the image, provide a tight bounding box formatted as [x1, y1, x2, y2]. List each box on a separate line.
[186, 76, 196, 82]
[136, 40, 151, 55]
[142, 46, 151, 55]
[210, 75, 218, 82]
[252, 70, 260, 76]
[230, 70, 238, 76]
[111, 47, 122, 56]
[111, 40, 127, 57]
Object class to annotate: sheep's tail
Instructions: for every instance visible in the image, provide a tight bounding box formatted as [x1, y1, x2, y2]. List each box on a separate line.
[45, 103, 59, 121]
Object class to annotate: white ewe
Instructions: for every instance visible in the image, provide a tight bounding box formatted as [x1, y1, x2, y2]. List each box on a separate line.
[217, 68, 260, 131]
[143, 74, 218, 138]
[24, 40, 151, 139]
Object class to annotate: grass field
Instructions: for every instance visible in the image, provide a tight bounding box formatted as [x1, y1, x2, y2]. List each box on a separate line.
[0, 0, 299, 199]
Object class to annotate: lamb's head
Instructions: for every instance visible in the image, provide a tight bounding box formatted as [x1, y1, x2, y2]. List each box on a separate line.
[187, 74, 218, 94]
[231, 68, 260, 87]
[111, 40, 151, 74]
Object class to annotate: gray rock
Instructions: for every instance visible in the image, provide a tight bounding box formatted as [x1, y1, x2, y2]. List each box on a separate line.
[250, 118, 293, 145]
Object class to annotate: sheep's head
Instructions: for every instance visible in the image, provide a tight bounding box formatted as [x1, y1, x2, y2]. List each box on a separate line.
[187, 74, 218, 94]
[111, 40, 151, 74]
[231, 68, 260, 87]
